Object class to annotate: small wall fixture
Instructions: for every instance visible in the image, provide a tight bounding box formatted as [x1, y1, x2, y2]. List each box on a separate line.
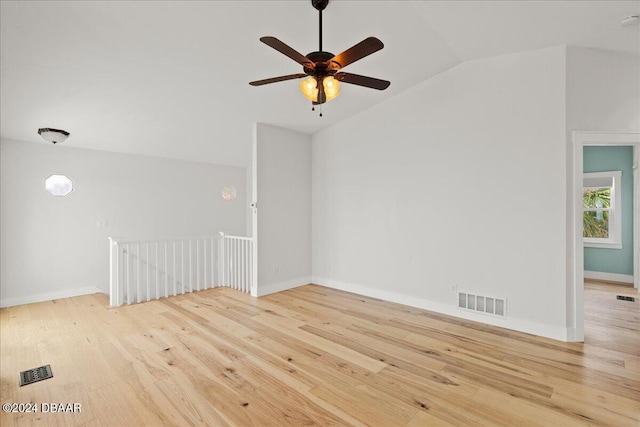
[621, 15, 640, 26]
[38, 128, 70, 144]
[45, 174, 74, 196]
[221, 185, 237, 201]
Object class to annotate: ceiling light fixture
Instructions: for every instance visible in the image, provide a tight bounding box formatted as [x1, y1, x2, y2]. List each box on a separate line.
[299, 76, 340, 103]
[38, 128, 70, 144]
[621, 15, 640, 26]
[249, 0, 389, 116]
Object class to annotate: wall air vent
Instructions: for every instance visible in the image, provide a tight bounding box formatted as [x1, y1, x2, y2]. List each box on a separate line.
[458, 292, 506, 317]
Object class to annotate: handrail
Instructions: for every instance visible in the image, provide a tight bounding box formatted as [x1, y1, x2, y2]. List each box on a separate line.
[220, 235, 253, 241]
[114, 236, 219, 245]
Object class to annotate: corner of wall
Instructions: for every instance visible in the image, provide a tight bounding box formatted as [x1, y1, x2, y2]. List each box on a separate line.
[255, 124, 312, 294]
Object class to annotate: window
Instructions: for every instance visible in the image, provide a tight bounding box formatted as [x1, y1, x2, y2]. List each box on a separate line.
[45, 174, 74, 196]
[583, 171, 622, 249]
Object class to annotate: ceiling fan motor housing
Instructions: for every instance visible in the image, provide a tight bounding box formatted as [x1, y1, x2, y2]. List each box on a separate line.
[304, 51, 337, 76]
[312, 0, 329, 11]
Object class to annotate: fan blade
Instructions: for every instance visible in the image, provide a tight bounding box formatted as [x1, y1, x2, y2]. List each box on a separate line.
[249, 73, 307, 86]
[329, 37, 384, 70]
[335, 72, 390, 90]
[260, 36, 314, 68]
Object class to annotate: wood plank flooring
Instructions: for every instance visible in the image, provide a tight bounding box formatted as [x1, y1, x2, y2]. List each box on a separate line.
[1, 280, 638, 426]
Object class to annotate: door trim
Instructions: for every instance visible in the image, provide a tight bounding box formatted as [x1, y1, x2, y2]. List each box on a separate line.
[571, 131, 640, 342]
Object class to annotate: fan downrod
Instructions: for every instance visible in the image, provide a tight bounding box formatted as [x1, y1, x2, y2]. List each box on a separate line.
[312, 0, 329, 11]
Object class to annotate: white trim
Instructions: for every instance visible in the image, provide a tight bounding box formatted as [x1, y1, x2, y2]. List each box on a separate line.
[584, 271, 633, 284]
[251, 123, 259, 297]
[582, 171, 623, 248]
[574, 131, 640, 144]
[313, 277, 570, 342]
[584, 241, 623, 249]
[565, 327, 578, 342]
[634, 147, 639, 289]
[571, 131, 640, 342]
[256, 276, 311, 297]
[0, 286, 105, 308]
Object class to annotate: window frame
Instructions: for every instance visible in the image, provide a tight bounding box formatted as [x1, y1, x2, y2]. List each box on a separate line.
[582, 171, 622, 249]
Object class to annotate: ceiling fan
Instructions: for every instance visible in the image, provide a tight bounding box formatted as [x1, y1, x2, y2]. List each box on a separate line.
[249, 0, 390, 114]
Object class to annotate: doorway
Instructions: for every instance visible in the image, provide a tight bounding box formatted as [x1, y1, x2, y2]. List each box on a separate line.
[571, 132, 640, 342]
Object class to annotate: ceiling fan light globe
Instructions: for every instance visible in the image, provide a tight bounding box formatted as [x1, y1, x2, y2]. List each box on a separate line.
[300, 77, 319, 102]
[324, 77, 340, 101]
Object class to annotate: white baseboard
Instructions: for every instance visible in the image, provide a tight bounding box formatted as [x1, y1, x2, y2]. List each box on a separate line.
[584, 270, 633, 284]
[255, 276, 311, 297]
[312, 276, 570, 342]
[0, 286, 105, 308]
[565, 327, 579, 342]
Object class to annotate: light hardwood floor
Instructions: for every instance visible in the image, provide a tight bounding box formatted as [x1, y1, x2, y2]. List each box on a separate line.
[1, 281, 638, 426]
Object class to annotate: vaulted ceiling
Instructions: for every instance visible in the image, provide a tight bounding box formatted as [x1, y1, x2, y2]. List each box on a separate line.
[1, 1, 638, 166]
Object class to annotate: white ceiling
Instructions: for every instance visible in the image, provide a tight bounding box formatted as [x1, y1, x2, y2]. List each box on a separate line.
[1, 1, 639, 166]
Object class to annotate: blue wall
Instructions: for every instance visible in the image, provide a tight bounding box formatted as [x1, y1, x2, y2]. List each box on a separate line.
[583, 146, 634, 275]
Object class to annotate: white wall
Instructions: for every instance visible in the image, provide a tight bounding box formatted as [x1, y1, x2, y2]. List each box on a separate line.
[255, 123, 311, 296]
[566, 47, 640, 132]
[0, 139, 246, 307]
[312, 46, 569, 340]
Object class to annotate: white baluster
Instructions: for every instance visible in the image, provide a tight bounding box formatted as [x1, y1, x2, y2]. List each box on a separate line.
[211, 237, 216, 288]
[173, 241, 177, 296]
[242, 240, 246, 293]
[234, 238, 238, 290]
[225, 236, 229, 287]
[155, 242, 159, 300]
[146, 243, 150, 302]
[195, 239, 199, 291]
[189, 239, 193, 293]
[181, 240, 185, 295]
[218, 233, 224, 287]
[249, 240, 253, 292]
[136, 243, 141, 303]
[109, 238, 121, 307]
[246, 240, 250, 293]
[125, 244, 130, 305]
[246, 239, 249, 293]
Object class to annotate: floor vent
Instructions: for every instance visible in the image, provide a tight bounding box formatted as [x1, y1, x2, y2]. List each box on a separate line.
[616, 295, 636, 302]
[458, 292, 506, 317]
[19, 365, 53, 386]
